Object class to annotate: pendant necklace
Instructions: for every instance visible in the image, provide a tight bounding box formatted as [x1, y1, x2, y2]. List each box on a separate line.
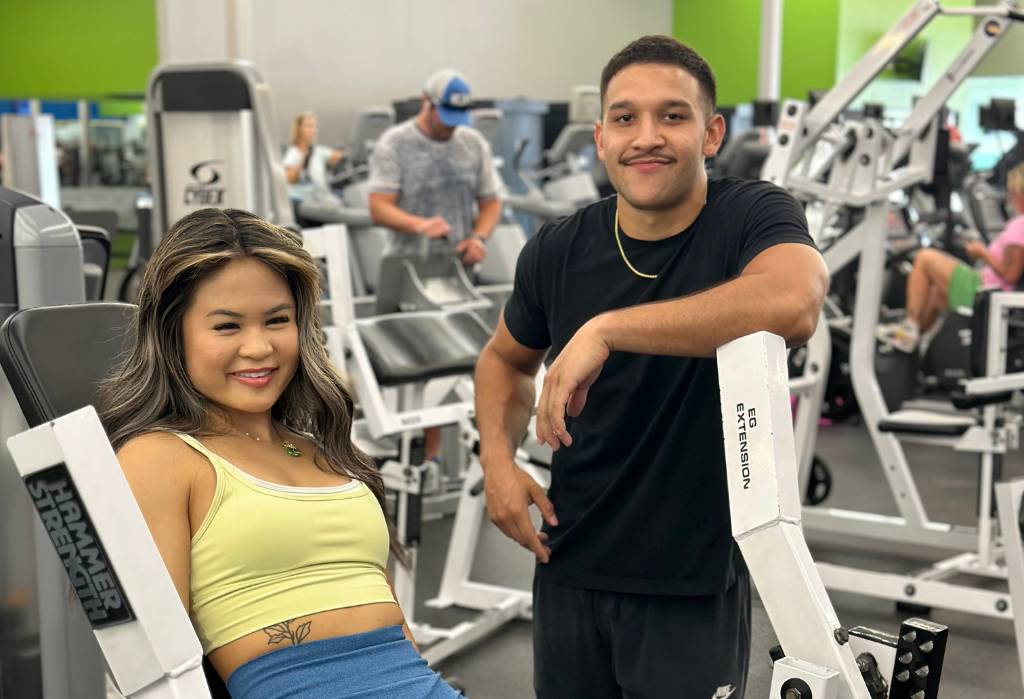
[236, 425, 302, 458]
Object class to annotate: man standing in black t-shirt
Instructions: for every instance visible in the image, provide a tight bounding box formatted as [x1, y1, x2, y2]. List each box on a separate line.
[474, 36, 827, 698]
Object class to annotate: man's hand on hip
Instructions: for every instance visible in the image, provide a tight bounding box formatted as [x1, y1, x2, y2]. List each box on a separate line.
[456, 236, 487, 265]
[536, 319, 610, 451]
[483, 458, 557, 563]
[418, 216, 451, 239]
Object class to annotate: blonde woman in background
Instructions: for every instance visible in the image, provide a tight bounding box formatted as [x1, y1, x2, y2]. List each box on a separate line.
[283, 111, 345, 202]
[879, 161, 1024, 353]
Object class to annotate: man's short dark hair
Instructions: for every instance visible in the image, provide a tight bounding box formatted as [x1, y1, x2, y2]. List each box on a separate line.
[600, 35, 717, 117]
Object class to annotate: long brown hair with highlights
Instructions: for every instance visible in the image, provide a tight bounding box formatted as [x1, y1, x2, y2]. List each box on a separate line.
[98, 208, 406, 563]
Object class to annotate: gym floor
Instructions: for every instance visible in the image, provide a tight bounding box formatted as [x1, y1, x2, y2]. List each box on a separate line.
[410, 420, 1024, 698]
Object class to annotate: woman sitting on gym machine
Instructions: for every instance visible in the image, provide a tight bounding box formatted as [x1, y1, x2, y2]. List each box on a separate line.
[879, 161, 1024, 353]
[283, 111, 345, 202]
[98, 208, 460, 698]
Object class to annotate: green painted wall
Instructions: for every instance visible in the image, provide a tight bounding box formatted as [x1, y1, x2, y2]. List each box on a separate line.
[673, 1, 761, 107]
[836, 0, 974, 110]
[780, 0, 840, 102]
[674, 0, 840, 107]
[0, 0, 157, 101]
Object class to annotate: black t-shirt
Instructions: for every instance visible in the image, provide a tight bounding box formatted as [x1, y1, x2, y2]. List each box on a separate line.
[504, 176, 814, 596]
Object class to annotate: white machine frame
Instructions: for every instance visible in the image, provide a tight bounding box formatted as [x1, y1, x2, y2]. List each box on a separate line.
[0, 112, 61, 208]
[772, 0, 1020, 550]
[146, 60, 294, 252]
[763, 0, 1024, 686]
[6, 408, 210, 699]
[342, 313, 534, 665]
[721, 332, 954, 699]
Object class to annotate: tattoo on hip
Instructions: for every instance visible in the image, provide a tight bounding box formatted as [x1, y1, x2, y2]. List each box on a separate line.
[263, 618, 313, 646]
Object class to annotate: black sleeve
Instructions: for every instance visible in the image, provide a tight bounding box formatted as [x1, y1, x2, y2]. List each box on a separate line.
[503, 232, 551, 350]
[737, 183, 816, 272]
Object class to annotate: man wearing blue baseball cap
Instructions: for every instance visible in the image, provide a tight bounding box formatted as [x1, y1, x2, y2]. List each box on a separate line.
[368, 68, 501, 267]
[368, 68, 502, 464]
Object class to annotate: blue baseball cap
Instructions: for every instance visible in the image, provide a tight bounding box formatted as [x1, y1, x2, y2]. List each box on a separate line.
[424, 69, 472, 127]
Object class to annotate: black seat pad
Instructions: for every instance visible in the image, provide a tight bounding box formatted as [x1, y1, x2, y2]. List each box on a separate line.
[877, 408, 975, 437]
[0, 303, 136, 426]
[357, 310, 491, 387]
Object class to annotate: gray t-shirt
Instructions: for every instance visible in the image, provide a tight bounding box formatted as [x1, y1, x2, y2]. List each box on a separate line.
[368, 119, 499, 253]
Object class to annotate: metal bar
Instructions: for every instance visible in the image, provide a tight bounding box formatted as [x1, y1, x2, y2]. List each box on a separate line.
[421, 596, 530, 667]
[802, 508, 978, 551]
[980, 448, 997, 567]
[799, 0, 940, 156]
[994, 478, 1024, 692]
[941, 4, 1021, 17]
[890, 10, 1016, 166]
[758, 0, 783, 101]
[848, 202, 932, 527]
[77, 100, 91, 187]
[430, 460, 487, 608]
[718, 333, 870, 697]
[793, 318, 830, 490]
[816, 562, 1013, 620]
[427, 581, 533, 614]
[963, 374, 1024, 394]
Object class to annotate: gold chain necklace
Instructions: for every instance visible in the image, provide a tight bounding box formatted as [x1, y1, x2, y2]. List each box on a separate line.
[614, 208, 658, 280]
[614, 198, 708, 280]
[234, 424, 302, 458]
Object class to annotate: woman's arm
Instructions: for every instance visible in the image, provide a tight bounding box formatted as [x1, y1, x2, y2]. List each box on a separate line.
[282, 146, 305, 184]
[116, 433, 199, 612]
[979, 244, 1024, 286]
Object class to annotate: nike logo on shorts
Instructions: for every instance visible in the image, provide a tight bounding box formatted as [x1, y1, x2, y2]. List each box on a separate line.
[712, 685, 736, 698]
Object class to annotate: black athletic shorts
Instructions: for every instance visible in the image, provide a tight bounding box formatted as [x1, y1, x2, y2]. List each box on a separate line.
[532, 568, 751, 699]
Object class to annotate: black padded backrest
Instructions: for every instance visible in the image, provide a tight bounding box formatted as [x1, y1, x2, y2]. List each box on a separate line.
[971, 289, 997, 379]
[0, 303, 136, 427]
[77, 225, 112, 301]
[716, 132, 770, 180]
[0, 301, 238, 698]
[77, 225, 111, 266]
[65, 208, 118, 242]
[357, 310, 491, 387]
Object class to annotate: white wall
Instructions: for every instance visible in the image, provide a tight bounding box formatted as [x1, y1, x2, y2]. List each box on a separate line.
[158, 0, 673, 146]
[156, 0, 230, 64]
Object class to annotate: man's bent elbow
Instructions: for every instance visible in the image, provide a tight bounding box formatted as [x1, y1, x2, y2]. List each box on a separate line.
[784, 312, 819, 347]
[784, 288, 825, 347]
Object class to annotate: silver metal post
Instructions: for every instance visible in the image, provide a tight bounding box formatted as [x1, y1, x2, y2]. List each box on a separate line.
[758, 0, 783, 101]
[77, 99, 91, 187]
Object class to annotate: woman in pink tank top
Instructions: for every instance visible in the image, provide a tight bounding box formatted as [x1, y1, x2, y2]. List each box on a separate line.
[878, 162, 1024, 354]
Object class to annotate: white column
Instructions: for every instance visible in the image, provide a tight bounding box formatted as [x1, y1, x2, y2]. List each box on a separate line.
[77, 99, 91, 187]
[758, 0, 783, 101]
[226, 0, 255, 61]
[155, 0, 230, 62]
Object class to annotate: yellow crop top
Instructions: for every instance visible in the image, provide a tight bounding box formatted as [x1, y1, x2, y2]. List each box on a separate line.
[174, 433, 396, 653]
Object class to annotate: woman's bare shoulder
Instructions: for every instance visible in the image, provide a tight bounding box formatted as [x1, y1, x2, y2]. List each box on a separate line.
[116, 431, 208, 488]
